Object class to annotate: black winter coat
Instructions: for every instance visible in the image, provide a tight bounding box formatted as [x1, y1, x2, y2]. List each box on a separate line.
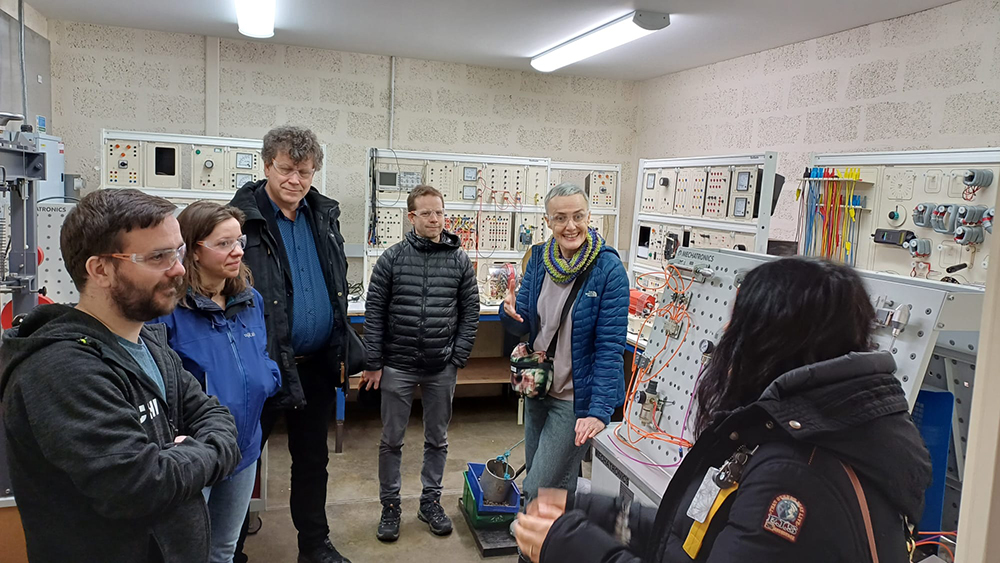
[364, 230, 479, 373]
[230, 180, 352, 409]
[543, 351, 933, 563]
[0, 305, 240, 563]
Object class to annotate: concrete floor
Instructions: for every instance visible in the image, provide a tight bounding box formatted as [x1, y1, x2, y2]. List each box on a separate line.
[245, 395, 527, 562]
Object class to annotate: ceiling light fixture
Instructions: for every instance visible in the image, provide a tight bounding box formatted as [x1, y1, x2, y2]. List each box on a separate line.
[236, 0, 276, 39]
[530, 11, 670, 73]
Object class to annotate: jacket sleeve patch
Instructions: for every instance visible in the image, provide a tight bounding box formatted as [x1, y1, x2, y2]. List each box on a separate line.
[763, 494, 806, 542]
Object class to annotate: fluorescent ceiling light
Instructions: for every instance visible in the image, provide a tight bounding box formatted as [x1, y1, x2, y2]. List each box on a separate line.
[236, 0, 276, 39]
[531, 11, 670, 73]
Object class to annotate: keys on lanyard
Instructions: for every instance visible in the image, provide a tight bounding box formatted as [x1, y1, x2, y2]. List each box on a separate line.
[713, 445, 758, 489]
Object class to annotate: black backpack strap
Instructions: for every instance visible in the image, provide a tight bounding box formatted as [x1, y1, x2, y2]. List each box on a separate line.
[546, 261, 597, 358]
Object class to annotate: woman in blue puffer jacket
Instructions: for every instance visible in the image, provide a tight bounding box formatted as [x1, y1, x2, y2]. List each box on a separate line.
[501, 183, 629, 508]
[151, 201, 280, 563]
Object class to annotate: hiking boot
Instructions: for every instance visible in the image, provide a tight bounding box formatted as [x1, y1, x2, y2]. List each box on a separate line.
[377, 504, 402, 542]
[417, 500, 453, 536]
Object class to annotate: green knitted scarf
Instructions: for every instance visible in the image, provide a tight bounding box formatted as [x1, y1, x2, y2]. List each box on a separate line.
[542, 228, 603, 284]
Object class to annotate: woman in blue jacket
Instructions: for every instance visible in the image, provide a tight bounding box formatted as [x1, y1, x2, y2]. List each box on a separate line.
[501, 183, 629, 504]
[152, 201, 280, 563]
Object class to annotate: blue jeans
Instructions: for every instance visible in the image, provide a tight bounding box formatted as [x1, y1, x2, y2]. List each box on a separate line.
[522, 396, 589, 502]
[202, 462, 258, 563]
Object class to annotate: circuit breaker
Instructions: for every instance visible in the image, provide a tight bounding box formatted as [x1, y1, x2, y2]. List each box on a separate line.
[445, 212, 478, 251]
[454, 163, 482, 202]
[228, 149, 264, 190]
[640, 171, 659, 213]
[586, 172, 616, 208]
[424, 161, 455, 200]
[516, 212, 548, 252]
[192, 146, 225, 190]
[106, 140, 141, 185]
[143, 143, 181, 189]
[478, 212, 513, 251]
[373, 208, 405, 248]
[674, 168, 707, 216]
[525, 166, 548, 207]
[728, 166, 762, 221]
[704, 167, 732, 218]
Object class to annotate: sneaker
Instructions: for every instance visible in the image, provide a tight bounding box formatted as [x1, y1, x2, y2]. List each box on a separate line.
[377, 504, 402, 542]
[297, 538, 351, 563]
[417, 500, 453, 536]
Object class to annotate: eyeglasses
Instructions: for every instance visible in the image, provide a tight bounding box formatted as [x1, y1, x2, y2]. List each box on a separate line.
[107, 244, 187, 271]
[412, 210, 444, 219]
[548, 212, 589, 227]
[198, 234, 247, 254]
[273, 164, 315, 180]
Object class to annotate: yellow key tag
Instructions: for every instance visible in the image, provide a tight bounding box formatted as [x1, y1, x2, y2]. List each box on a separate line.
[795, 187, 802, 201]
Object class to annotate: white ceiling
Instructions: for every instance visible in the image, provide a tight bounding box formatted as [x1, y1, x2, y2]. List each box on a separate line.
[30, 0, 957, 80]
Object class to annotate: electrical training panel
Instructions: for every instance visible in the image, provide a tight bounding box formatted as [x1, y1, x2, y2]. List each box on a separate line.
[603, 248, 982, 540]
[102, 134, 268, 196]
[800, 151, 999, 285]
[630, 154, 777, 287]
[367, 150, 621, 291]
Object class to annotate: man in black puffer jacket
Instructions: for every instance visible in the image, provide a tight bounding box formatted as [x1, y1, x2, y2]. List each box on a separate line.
[361, 185, 479, 543]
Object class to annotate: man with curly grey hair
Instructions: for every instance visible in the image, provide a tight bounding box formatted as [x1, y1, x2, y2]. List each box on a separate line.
[229, 126, 353, 563]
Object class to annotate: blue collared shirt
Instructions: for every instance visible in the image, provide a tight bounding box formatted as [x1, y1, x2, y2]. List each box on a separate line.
[268, 196, 334, 356]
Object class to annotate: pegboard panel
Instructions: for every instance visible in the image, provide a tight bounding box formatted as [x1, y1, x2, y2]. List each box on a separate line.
[620, 248, 982, 469]
[445, 212, 478, 251]
[227, 148, 265, 191]
[424, 161, 455, 201]
[526, 166, 548, 207]
[673, 168, 707, 216]
[587, 172, 616, 208]
[36, 203, 78, 303]
[477, 212, 513, 251]
[704, 167, 731, 218]
[871, 164, 998, 284]
[192, 146, 225, 190]
[516, 212, 547, 252]
[373, 208, 404, 249]
[105, 139, 142, 186]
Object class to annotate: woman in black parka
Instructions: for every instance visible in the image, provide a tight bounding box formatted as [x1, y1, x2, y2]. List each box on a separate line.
[513, 258, 933, 563]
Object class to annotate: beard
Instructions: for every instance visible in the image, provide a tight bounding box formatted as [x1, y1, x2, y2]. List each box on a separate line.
[111, 270, 183, 322]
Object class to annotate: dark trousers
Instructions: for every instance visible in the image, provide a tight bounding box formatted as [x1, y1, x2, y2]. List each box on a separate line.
[234, 357, 337, 560]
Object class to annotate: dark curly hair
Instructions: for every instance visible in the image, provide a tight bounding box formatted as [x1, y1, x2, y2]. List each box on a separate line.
[694, 257, 876, 436]
[262, 125, 324, 171]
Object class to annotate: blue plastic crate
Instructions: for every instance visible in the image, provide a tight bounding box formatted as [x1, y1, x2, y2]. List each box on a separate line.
[467, 462, 520, 514]
[913, 389, 954, 532]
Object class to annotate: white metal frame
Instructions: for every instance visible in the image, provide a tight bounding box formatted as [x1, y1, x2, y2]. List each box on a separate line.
[627, 152, 778, 285]
[99, 129, 328, 201]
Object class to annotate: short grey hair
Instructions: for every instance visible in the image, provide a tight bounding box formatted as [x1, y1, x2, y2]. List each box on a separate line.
[545, 183, 589, 215]
[262, 125, 324, 171]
